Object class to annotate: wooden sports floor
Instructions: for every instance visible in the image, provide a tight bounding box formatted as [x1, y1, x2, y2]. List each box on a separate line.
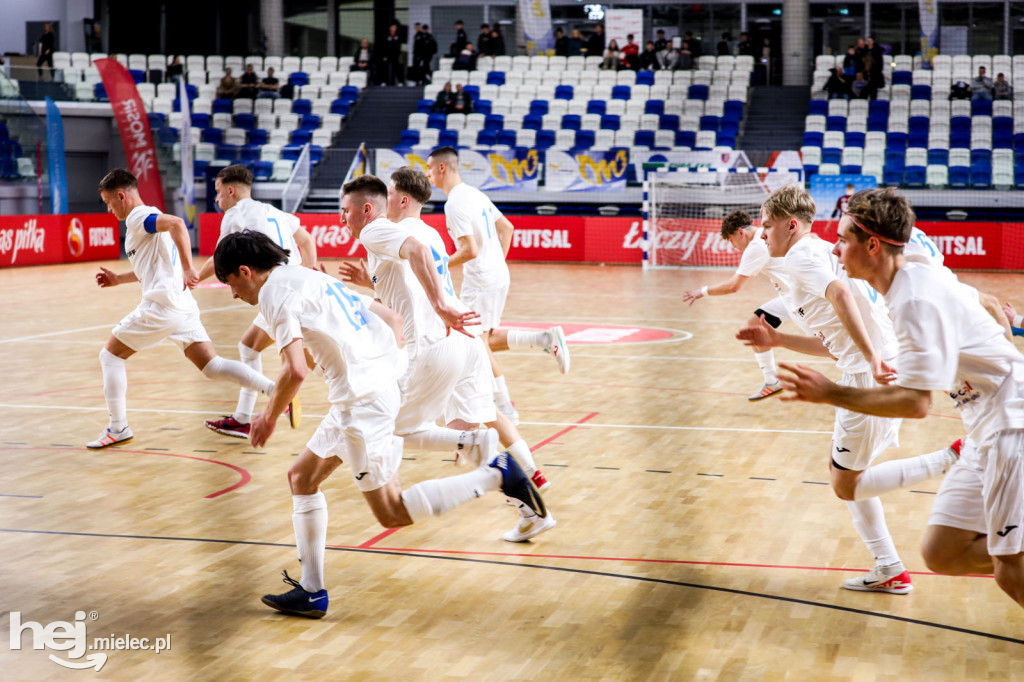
[1, 258, 1023, 681]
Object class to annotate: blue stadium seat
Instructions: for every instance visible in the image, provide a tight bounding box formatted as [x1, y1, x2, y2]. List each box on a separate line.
[147, 112, 167, 129]
[867, 113, 888, 132]
[950, 118, 971, 148]
[826, 115, 846, 132]
[0, 123, 8, 140]
[193, 159, 209, 178]
[971, 149, 993, 165]
[645, 100, 665, 116]
[288, 71, 309, 86]
[484, 114, 504, 130]
[215, 144, 239, 161]
[971, 162, 991, 187]
[1013, 133, 1024, 152]
[808, 100, 828, 116]
[971, 99, 993, 117]
[822, 147, 842, 164]
[636, 70, 655, 86]
[675, 130, 696, 147]
[723, 100, 744, 121]
[611, 85, 631, 100]
[301, 114, 320, 131]
[910, 84, 931, 100]
[464, 85, 480, 101]
[717, 132, 736, 148]
[94, 83, 107, 100]
[240, 144, 261, 161]
[200, 127, 222, 144]
[928, 148, 949, 165]
[190, 113, 210, 129]
[475, 99, 491, 115]
[290, 129, 312, 145]
[417, 98, 433, 114]
[427, 113, 447, 129]
[561, 114, 581, 130]
[869, 100, 890, 117]
[659, 114, 679, 130]
[908, 116, 929, 147]
[129, 69, 146, 84]
[338, 85, 359, 103]
[634, 130, 655, 147]
[212, 98, 233, 114]
[883, 164, 904, 184]
[586, 100, 606, 115]
[253, 160, 272, 181]
[438, 129, 459, 146]
[530, 100, 548, 116]
[476, 129, 497, 145]
[535, 129, 555, 149]
[994, 117, 1014, 148]
[885, 148, 906, 165]
[688, 84, 709, 100]
[948, 163, 970, 187]
[699, 115, 719, 131]
[904, 165, 926, 186]
[292, 99, 312, 116]
[496, 129, 517, 147]
[281, 144, 304, 160]
[555, 85, 573, 100]
[575, 129, 595, 148]
[892, 70, 912, 86]
[522, 114, 543, 130]
[248, 129, 268, 145]
[886, 132, 907, 150]
[234, 113, 255, 130]
[399, 129, 420, 146]
[600, 115, 620, 130]
[803, 131, 824, 147]
[309, 145, 323, 164]
[845, 131, 865, 148]
[330, 100, 351, 116]
[486, 71, 505, 86]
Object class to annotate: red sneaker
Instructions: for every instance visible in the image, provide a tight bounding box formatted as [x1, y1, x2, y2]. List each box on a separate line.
[205, 416, 250, 438]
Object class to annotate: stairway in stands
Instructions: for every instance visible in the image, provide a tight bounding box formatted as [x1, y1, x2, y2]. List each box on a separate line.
[304, 84, 424, 212]
[738, 86, 810, 152]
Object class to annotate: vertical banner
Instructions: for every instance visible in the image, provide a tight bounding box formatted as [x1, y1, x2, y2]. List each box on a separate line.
[178, 77, 196, 230]
[343, 142, 368, 184]
[44, 98, 68, 214]
[95, 58, 165, 211]
[519, 0, 555, 56]
[919, 0, 939, 66]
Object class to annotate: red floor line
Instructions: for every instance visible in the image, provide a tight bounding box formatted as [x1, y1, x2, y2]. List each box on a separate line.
[352, 527, 401, 549]
[530, 411, 600, 451]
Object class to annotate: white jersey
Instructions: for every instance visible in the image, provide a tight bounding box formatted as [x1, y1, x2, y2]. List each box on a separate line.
[221, 197, 303, 267]
[124, 205, 198, 312]
[773, 235, 897, 374]
[904, 226, 944, 267]
[443, 182, 510, 291]
[258, 266, 400, 409]
[887, 262, 1024, 441]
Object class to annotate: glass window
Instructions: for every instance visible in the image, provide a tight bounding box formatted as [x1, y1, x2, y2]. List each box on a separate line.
[970, 3, 1004, 55]
[870, 4, 920, 58]
[285, 0, 328, 56]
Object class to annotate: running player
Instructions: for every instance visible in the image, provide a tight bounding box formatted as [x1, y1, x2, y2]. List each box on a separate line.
[88, 168, 278, 449]
[736, 184, 959, 595]
[683, 209, 790, 401]
[777, 187, 1024, 609]
[338, 169, 555, 541]
[197, 164, 318, 438]
[213, 230, 546, 619]
[426, 146, 569, 424]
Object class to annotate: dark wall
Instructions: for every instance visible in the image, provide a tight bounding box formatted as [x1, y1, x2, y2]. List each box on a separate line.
[106, 0, 257, 56]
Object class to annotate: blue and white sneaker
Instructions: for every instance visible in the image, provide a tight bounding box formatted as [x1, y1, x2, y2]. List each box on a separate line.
[489, 451, 547, 518]
[261, 571, 329, 619]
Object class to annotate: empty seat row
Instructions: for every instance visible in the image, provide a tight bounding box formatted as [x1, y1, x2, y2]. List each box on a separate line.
[397, 127, 731, 151]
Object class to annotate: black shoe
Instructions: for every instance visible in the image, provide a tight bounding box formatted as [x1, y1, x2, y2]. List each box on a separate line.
[261, 571, 328, 619]
[490, 451, 547, 518]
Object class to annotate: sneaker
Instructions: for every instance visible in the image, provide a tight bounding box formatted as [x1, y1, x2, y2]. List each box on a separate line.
[261, 571, 329, 619]
[86, 426, 134, 450]
[842, 565, 913, 594]
[531, 469, 551, 492]
[543, 326, 570, 375]
[498, 402, 520, 426]
[748, 381, 783, 401]
[287, 398, 302, 429]
[503, 513, 557, 543]
[205, 416, 250, 439]
[490, 451, 547, 518]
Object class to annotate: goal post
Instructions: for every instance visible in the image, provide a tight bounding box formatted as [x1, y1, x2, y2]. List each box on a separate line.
[642, 167, 804, 269]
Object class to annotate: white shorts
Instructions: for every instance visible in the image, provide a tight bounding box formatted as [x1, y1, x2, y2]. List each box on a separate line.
[306, 385, 403, 493]
[395, 333, 495, 434]
[928, 429, 1024, 556]
[112, 299, 210, 352]
[461, 284, 509, 332]
[832, 371, 902, 470]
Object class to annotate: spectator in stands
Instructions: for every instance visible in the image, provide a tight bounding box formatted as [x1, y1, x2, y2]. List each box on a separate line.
[453, 42, 477, 71]
[568, 29, 584, 57]
[825, 67, 850, 99]
[166, 55, 184, 81]
[654, 30, 669, 54]
[451, 83, 474, 114]
[585, 24, 605, 58]
[412, 24, 437, 86]
[717, 32, 732, 56]
[865, 36, 883, 70]
[477, 24, 492, 57]
[238, 64, 259, 98]
[671, 42, 694, 71]
[555, 28, 569, 57]
[854, 38, 868, 68]
[353, 39, 373, 76]
[684, 31, 702, 58]
[850, 71, 869, 99]
[431, 82, 455, 113]
[972, 66, 994, 101]
[217, 67, 239, 99]
[600, 40, 620, 70]
[449, 20, 468, 57]
[620, 34, 640, 70]
[36, 23, 55, 80]
[994, 72, 1014, 100]
[489, 25, 506, 56]
[257, 66, 280, 98]
[639, 41, 661, 71]
[737, 32, 755, 58]
[842, 45, 858, 77]
[381, 23, 402, 86]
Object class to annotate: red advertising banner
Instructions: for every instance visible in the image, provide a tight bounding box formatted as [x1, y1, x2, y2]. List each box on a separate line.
[0, 214, 120, 268]
[95, 58, 165, 211]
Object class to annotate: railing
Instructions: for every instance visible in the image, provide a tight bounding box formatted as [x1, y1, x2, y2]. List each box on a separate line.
[281, 142, 311, 213]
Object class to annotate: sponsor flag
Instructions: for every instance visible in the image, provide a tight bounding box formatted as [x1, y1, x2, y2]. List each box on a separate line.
[95, 58, 165, 210]
[44, 97, 68, 214]
[545, 149, 629, 191]
[519, 0, 555, 55]
[919, 0, 939, 66]
[178, 77, 196, 230]
[343, 142, 368, 185]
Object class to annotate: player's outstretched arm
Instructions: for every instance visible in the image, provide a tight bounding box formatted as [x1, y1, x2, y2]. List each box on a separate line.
[95, 266, 139, 287]
[250, 338, 306, 447]
[155, 214, 198, 288]
[737, 315, 834, 357]
[778, 362, 931, 418]
[338, 259, 372, 289]
[825, 279, 896, 384]
[683, 273, 749, 305]
[293, 226, 319, 269]
[368, 300, 406, 348]
[196, 257, 217, 283]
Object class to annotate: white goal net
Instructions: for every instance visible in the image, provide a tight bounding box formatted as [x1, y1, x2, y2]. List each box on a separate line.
[643, 168, 804, 268]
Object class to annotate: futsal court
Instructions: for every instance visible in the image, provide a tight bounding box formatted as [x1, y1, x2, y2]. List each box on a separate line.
[1, 257, 1023, 680]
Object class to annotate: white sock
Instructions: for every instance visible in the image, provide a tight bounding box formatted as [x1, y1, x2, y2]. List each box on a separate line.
[402, 427, 473, 451]
[292, 492, 327, 592]
[854, 446, 958, 500]
[754, 350, 778, 384]
[507, 439, 537, 474]
[201, 356, 273, 395]
[399, 467, 501, 523]
[99, 349, 129, 431]
[506, 329, 549, 350]
[845, 497, 901, 567]
[515, 500, 538, 519]
[494, 374, 512, 406]
[233, 342, 261, 424]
